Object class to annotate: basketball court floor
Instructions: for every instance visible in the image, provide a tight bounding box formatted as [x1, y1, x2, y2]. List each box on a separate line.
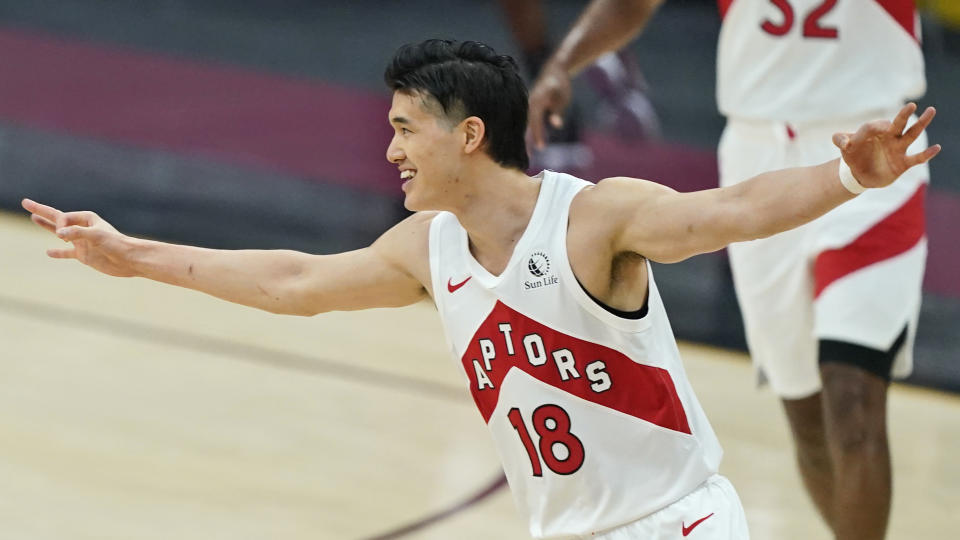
[1, 210, 957, 539]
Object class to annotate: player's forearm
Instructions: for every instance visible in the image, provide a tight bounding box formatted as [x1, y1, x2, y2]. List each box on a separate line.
[550, 0, 664, 76]
[126, 238, 316, 315]
[723, 159, 855, 242]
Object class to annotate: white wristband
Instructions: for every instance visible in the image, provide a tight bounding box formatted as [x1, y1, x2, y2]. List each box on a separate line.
[838, 159, 866, 195]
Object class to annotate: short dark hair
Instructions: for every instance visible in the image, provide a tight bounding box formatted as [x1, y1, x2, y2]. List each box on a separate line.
[384, 39, 529, 171]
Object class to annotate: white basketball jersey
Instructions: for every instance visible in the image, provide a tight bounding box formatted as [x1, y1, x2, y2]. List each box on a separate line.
[717, 0, 925, 123]
[427, 171, 723, 538]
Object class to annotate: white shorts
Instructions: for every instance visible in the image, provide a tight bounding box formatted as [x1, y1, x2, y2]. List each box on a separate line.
[718, 108, 928, 399]
[581, 475, 749, 540]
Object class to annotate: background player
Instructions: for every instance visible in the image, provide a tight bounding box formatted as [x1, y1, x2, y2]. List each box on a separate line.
[496, 0, 659, 173]
[23, 39, 938, 539]
[527, 1, 932, 538]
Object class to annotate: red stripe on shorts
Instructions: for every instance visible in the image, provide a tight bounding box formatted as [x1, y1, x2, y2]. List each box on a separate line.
[814, 183, 926, 298]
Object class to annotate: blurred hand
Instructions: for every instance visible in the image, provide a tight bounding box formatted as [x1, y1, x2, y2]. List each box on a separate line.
[21, 199, 137, 277]
[528, 61, 574, 149]
[833, 103, 941, 189]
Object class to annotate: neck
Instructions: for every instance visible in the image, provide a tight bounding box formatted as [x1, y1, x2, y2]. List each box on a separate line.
[447, 162, 543, 269]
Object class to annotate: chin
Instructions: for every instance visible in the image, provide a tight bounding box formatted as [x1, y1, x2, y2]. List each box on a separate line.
[403, 192, 425, 212]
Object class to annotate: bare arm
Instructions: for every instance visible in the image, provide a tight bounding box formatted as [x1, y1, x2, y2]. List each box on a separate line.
[551, 0, 664, 76]
[21, 200, 432, 316]
[528, 0, 664, 147]
[589, 104, 941, 263]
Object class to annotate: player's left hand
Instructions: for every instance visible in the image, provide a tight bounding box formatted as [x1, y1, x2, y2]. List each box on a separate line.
[833, 102, 941, 189]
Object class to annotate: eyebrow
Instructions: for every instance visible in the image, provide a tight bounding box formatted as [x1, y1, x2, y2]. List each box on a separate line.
[390, 116, 410, 125]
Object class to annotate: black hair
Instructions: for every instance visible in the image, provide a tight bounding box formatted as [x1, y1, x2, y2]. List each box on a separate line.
[384, 39, 529, 171]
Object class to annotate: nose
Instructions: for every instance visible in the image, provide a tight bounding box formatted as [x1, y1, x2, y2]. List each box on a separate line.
[386, 136, 404, 164]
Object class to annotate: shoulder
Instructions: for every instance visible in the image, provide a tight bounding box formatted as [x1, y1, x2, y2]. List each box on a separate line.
[575, 175, 673, 202]
[571, 177, 674, 224]
[569, 176, 680, 257]
[374, 211, 438, 258]
[383, 211, 440, 237]
[371, 212, 438, 283]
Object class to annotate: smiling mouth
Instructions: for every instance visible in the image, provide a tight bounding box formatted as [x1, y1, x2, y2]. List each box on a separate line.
[401, 170, 417, 181]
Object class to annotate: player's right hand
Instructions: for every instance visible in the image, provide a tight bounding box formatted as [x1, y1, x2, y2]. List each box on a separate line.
[528, 61, 574, 150]
[21, 199, 138, 277]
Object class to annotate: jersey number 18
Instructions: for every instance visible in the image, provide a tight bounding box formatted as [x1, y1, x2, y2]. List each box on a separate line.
[508, 404, 585, 476]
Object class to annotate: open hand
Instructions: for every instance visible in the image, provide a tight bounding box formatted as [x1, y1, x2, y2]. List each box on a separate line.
[833, 103, 941, 189]
[21, 199, 137, 277]
[527, 62, 574, 150]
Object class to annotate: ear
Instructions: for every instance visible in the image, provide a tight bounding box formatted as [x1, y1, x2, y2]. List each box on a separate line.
[460, 116, 486, 154]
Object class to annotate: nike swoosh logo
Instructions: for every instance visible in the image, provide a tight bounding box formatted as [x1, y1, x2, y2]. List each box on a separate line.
[682, 513, 714, 536]
[447, 276, 471, 293]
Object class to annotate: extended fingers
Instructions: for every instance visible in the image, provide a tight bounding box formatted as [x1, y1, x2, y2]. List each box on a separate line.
[46, 247, 77, 259]
[901, 106, 936, 144]
[58, 211, 97, 229]
[888, 102, 917, 136]
[21, 199, 62, 222]
[905, 144, 942, 168]
[56, 224, 95, 242]
[30, 214, 57, 234]
[20, 200, 91, 234]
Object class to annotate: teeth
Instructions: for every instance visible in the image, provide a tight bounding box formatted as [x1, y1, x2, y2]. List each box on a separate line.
[401, 170, 416, 180]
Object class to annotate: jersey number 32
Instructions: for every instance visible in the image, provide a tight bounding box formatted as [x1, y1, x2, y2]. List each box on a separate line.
[762, 0, 839, 38]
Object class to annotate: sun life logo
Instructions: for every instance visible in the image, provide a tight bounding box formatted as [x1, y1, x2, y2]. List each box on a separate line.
[524, 252, 558, 291]
[527, 252, 551, 277]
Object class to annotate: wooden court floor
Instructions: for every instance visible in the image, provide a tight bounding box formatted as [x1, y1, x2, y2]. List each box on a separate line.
[1, 210, 958, 539]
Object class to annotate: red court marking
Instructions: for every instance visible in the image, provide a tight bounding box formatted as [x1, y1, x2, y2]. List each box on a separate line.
[363, 473, 507, 540]
[814, 184, 926, 298]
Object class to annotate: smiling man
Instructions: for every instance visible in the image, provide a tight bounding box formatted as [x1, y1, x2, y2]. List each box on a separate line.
[22, 39, 939, 540]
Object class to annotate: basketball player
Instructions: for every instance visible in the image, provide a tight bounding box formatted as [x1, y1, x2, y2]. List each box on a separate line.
[528, 2, 931, 538]
[23, 40, 938, 539]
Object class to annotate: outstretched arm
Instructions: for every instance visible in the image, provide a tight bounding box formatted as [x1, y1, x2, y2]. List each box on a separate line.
[528, 0, 664, 147]
[21, 200, 431, 316]
[589, 104, 941, 263]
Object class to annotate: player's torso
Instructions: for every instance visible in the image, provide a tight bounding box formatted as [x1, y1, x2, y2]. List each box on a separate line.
[717, 0, 925, 123]
[427, 171, 722, 539]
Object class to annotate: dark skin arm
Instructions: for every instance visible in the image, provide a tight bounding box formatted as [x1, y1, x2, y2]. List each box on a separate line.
[528, 0, 665, 147]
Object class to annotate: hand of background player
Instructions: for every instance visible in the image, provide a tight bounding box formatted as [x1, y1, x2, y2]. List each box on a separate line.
[21, 199, 137, 277]
[527, 61, 574, 149]
[833, 103, 941, 189]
